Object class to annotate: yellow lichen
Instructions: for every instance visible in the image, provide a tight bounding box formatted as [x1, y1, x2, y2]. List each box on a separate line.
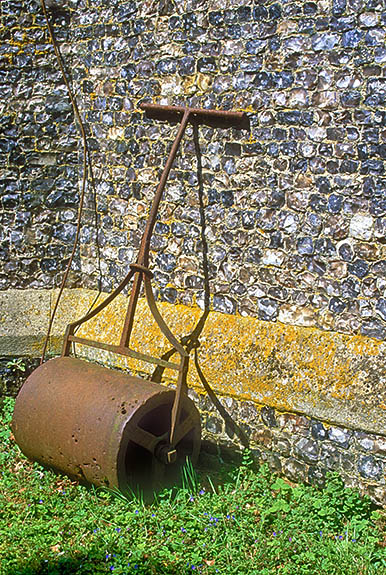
[3, 288, 385, 430]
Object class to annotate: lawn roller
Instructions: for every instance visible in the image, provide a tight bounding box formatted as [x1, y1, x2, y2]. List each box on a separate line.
[11, 103, 247, 492]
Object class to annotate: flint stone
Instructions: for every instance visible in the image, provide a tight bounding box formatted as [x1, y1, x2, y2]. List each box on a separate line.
[283, 458, 308, 483]
[52, 223, 76, 244]
[297, 237, 314, 255]
[308, 466, 326, 487]
[264, 453, 282, 473]
[312, 33, 339, 51]
[284, 36, 307, 53]
[239, 401, 257, 422]
[258, 298, 278, 321]
[320, 443, 340, 469]
[311, 420, 328, 440]
[329, 297, 346, 314]
[206, 416, 223, 435]
[361, 319, 386, 340]
[261, 406, 277, 428]
[251, 427, 273, 448]
[375, 47, 386, 63]
[349, 214, 374, 240]
[358, 455, 383, 480]
[213, 294, 236, 314]
[341, 277, 360, 299]
[332, 0, 346, 17]
[359, 12, 378, 27]
[356, 434, 374, 451]
[328, 427, 352, 448]
[371, 260, 386, 277]
[262, 249, 285, 267]
[375, 299, 386, 321]
[278, 413, 310, 435]
[273, 438, 291, 456]
[348, 259, 369, 278]
[373, 437, 386, 457]
[342, 29, 363, 48]
[278, 305, 316, 327]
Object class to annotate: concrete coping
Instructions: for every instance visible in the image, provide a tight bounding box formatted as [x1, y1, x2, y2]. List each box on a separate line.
[0, 288, 385, 437]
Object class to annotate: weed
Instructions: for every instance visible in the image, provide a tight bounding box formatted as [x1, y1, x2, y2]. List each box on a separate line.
[181, 456, 200, 494]
[5, 358, 26, 374]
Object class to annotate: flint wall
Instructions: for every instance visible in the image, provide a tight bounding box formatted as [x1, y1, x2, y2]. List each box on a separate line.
[0, 0, 386, 501]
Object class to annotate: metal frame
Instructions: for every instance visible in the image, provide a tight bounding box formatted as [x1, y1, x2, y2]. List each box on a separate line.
[62, 103, 247, 448]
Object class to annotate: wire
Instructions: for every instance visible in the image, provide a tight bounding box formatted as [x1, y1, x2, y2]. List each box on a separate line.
[40, 0, 90, 363]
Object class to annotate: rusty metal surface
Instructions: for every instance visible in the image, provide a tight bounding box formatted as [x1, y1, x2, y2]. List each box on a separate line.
[67, 334, 181, 370]
[12, 357, 201, 490]
[140, 103, 248, 129]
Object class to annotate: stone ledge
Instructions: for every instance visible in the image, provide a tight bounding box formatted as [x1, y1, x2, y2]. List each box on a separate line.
[0, 288, 385, 437]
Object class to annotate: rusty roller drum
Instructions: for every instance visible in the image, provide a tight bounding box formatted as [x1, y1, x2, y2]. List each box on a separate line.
[12, 357, 201, 490]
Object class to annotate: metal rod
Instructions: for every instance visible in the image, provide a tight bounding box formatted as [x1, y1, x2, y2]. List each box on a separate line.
[143, 275, 187, 358]
[120, 109, 191, 348]
[140, 103, 246, 126]
[40, 0, 90, 365]
[67, 335, 181, 370]
[170, 354, 189, 446]
[138, 108, 191, 267]
[119, 272, 143, 348]
[62, 269, 135, 356]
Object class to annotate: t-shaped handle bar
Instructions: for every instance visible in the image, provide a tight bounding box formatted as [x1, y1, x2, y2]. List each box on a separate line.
[140, 103, 248, 129]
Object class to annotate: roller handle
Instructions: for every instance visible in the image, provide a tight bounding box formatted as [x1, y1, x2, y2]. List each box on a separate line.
[140, 102, 248, 128]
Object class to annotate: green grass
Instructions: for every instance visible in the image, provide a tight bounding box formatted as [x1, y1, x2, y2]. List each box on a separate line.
[1, 396, 385, 575]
